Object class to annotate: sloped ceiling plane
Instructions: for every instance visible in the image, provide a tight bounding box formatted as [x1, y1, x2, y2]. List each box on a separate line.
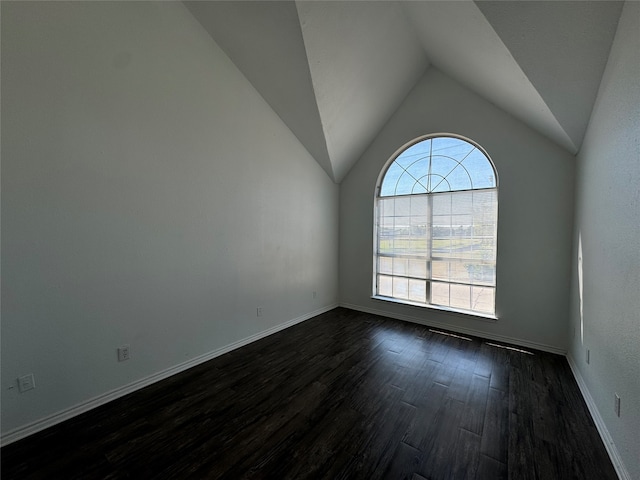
[185, 1, 623, 183]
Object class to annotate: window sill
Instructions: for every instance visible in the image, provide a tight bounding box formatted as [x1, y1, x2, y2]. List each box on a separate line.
[371, 295, 498, 322]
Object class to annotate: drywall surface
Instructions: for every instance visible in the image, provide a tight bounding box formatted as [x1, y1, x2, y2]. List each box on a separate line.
[340, 67, 575, 352]
[568, 2, 640, 478]
[1, 1, 338, 436]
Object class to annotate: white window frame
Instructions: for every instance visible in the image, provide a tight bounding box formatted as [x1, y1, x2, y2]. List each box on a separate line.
[372, 133, 499, 320]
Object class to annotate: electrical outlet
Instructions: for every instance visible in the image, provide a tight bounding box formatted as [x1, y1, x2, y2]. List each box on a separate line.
[614, 393, 621, 417]
[257, 307, 263, 317]
[586, 349, 590, 364]
[313, 291, 317, 299]
[18, 373, 35, 393]
[117, 345, 130, 362]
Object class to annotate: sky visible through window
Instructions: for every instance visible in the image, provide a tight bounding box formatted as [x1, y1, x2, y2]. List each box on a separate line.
[380, 137, 495, 197]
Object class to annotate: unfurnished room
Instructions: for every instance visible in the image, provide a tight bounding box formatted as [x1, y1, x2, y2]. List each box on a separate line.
[1, 1, 638, 479]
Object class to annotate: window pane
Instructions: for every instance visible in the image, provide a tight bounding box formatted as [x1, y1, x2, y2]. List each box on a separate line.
[409, 259, 428, 278]
[380, 163, 404, 196]
[442, 164, 472, 191]
[379, 257, 393, 275]
[466, 263, 495, 285]
[432, 136, 475, 161]
[450, 284, 471, 310]
[396, 140, 431, 168]
[394, 196, 411, 216]
[393, 257, 408, 276]
[431, 261, 450, 282]
[471, 286, 495, 314]
[409, 279, 426, 302]
[462, 149, 496, 189]
[406, 158, 430, 186]
[429, 157, 458, 192]
[393, 277, 409, 299]
[451, 191, 473, 214]
[378, 275, 392, 297]
[432, 194, 451, 215]
[431, 282, 450, 307]
[378, 197, 394, 219]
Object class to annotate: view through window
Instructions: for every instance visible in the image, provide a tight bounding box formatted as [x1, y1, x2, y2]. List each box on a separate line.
[374, 135, 498, 316]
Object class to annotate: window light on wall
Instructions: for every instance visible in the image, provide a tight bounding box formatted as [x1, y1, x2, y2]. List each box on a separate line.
[373, 134, 498, 317]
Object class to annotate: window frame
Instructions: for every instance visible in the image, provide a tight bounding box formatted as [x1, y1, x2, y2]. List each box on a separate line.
[372, 133, 499, 320]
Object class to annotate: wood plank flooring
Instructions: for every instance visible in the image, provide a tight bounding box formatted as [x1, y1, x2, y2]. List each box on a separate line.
[1, 308, 617, 479]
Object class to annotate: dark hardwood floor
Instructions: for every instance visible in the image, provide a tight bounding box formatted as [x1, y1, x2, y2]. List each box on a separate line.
[1, 308, 617, 479]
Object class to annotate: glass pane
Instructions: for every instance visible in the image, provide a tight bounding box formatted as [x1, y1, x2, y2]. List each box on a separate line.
[409, 279, 426, 302]
[378, 197, 394, 219]
[432, 237, 451, 257]
[432, 194, 451, 215]
[395, 139, 431, 168]
[451, 191, 473, 214]
[379, 256, 393, 275]
[429, 157, 458, 192]
[431, 136, 475, 161]
[378, 236, 393, 255]
[443, 164, 472, 191]
[396, 171, 418, 196]
[411, 214, 429, 232]
[394, 196, 411, 216]
[412, 180, 428, 194]
[409, 259, 427, 278]
[395, 140, 432, 168]
[380, 216, 395, 229]
[431, 282, 450, 307]
[471, 286, 495, 314]
[393, 277, 409, 299]
[450, 284, 471, 310]
[431, 261, 450, 282]
[378, 275, 392, 296]
[406, 157, 430, 184]
[410, 195, 429, 214]
[465, 263, 495, 285]
[393, 257, 408, 276]
[380, 163, 403, 197]
[462, 149, 496, 189]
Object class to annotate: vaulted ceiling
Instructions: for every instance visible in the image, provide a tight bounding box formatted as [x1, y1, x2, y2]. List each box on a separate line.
[185, 1, 623, 183]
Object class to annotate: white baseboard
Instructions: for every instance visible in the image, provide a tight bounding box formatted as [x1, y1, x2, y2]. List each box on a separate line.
[566, 354, 631, 480]
[340, 302, 566, 355]
[0, 304, 338, 447]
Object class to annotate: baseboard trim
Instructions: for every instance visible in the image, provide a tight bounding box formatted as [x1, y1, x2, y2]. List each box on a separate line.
[339, 302, 566, 355]
[566, 354, 631, 480]
[0, 304, 338, 447]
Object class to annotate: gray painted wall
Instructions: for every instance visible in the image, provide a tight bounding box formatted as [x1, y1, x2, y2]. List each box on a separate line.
[340, 67, 576, 353]
[568, 2, 640, 478]
[1, 2, 338, 436]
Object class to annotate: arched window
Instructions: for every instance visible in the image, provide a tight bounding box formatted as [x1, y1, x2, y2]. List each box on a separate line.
[374, 134, 498, 316]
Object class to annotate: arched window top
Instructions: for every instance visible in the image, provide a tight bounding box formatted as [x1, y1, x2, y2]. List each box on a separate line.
[380, 135, 497, 197]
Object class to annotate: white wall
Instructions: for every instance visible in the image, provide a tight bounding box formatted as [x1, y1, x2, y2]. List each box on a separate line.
[340, 67, 576, 353]
[568, 2, 640, 478]
[1, 1, 338, 437]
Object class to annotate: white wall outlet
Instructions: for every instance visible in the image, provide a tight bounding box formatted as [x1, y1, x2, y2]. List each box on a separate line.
[614, 393, 621, 417]
[313, 291, 317, 299]
[586, 349, 590, 364]
[18, 373, 36, 393]
[257, 307, 263, 317]
[117, 345, 130, 362]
